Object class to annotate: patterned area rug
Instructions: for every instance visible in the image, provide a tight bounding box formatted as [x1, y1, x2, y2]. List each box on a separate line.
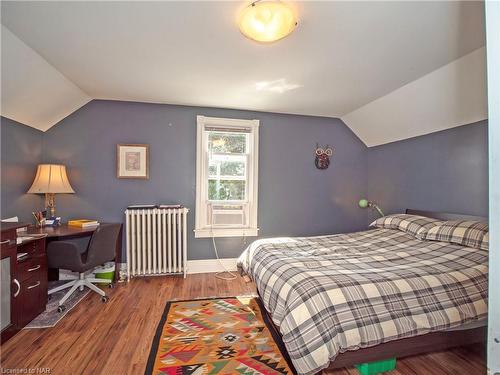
[24, 281, 90, 329]
[146, 297, 295, 374]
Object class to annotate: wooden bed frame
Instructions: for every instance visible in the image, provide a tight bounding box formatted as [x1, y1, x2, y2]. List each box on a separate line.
[261, 209, 488, 373]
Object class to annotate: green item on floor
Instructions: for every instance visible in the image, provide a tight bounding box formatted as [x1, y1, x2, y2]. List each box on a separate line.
[94, 262, 115, 283]
[355, 358, 396, 375]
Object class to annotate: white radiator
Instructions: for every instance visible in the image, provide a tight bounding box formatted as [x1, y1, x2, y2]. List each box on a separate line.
[125, 207, 189, 280]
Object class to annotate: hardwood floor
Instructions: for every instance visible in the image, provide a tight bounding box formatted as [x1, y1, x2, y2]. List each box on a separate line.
[0, 274, 486, 374]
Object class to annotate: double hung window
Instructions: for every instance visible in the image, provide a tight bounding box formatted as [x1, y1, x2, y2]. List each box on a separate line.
[195, 116, 259, 238]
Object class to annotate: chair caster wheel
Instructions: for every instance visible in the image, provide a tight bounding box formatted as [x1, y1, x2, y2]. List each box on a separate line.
[101, 296, 109, 303]
[108, 283, 114, 289]
[57, 305, 66, 313]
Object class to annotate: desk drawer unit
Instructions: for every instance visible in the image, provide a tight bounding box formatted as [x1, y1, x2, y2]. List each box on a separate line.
[1, 226, 18, 343]
[14, 238, 48, 329]
[16, 273, 48, 328]
[1, 225, 48, 343]
[18, 239, 44, 256]
[17, 255, 47, 281]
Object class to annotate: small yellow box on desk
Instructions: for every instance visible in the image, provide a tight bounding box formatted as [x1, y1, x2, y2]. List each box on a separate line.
[67, 219, 100, 228]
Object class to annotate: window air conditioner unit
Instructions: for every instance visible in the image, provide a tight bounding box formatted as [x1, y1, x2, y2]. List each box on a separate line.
[208, 203, 246, 227]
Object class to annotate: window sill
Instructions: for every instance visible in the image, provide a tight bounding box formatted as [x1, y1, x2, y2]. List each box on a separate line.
[194, 227, 259, 238]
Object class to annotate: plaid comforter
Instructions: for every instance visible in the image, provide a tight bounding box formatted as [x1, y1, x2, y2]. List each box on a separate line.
[237, 228, 488, 375]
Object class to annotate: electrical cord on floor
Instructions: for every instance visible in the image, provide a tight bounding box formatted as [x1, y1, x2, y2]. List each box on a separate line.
[212, 235, 237, 281]
[210, 205, 238, 281]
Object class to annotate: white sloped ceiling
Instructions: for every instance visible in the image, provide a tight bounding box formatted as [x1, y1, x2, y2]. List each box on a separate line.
[0, 1, 487, 145]
[342, 47, 487, 147]
[1, 25, 91, 132]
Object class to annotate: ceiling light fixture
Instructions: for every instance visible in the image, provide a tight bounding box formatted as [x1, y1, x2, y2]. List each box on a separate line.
[239, 1, 297, 43]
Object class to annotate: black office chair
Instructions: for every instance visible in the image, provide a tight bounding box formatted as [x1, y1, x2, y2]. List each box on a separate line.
[47, 223, 121, 312]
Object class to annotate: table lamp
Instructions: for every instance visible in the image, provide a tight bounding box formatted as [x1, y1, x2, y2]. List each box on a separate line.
[27, 164, 75, 217]
[359, 198, 385, 217]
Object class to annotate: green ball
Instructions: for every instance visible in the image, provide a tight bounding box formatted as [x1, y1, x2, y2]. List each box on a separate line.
[358, 199, 369, 208]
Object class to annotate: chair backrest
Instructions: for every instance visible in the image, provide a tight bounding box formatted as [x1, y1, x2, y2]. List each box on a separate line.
[85, 223, 122, 268]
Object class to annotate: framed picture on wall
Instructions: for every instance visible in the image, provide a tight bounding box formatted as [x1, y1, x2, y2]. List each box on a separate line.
[117, 144, 149, 179]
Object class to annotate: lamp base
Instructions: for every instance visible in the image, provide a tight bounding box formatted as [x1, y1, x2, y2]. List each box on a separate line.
[45, 193, 56, 218]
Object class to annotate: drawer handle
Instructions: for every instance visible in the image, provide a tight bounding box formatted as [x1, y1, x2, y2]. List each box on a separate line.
[13, 279, 21, 297]
[28, 265, 41, 272]
[1, 239, 10, 245]
[27, 281, 41, 290]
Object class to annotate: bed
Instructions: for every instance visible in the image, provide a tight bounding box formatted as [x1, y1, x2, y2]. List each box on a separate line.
[237, 209, 488, 375]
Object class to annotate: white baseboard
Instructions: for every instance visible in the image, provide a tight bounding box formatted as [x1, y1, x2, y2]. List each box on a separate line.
[187, 258, 238, 274]
[120, 260, 238, 277]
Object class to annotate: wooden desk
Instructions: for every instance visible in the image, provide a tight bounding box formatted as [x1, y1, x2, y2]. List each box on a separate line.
[27, 224, 122, 282]
[27, 224, 99, 239]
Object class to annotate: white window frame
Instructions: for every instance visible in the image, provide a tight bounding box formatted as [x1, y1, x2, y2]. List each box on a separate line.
[195, 115, 259, 238]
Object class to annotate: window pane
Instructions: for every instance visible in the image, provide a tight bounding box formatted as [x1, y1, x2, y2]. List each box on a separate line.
[208, 180, 246, 200]
[220, 161, 245, 176]
[208, 132, 247, 154]
[209, 161, 245, 178]
[208, 154, 246, 178]
[208, 164, 217, 175]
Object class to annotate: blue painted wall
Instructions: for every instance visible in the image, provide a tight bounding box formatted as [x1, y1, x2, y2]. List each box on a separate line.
[41, 100, 368, 259]
[1, 101, 489, 260]
[367, 120, 488, 219]
[0, 117, 44, 222]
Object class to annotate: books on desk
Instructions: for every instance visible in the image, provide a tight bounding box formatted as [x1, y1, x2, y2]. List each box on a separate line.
[68, 219, 100, 228]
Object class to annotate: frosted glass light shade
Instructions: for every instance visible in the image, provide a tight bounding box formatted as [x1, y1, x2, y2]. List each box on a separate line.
[358, 199, 369, 208]
[239, 1, 297, 43]
[27, 164, 75, 194]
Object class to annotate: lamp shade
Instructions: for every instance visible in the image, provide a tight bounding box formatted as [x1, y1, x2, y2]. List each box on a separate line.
[27, 164, 75, 194]
[358, 199, 369, 208]
[239, 1, 297, 43]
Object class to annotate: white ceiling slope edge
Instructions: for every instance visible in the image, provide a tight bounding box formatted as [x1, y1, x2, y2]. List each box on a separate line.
[343, 47, 487, 147]
[1, 25, 91, 132]
[0, 1, 486, 144]
[0, 1, 485, 138]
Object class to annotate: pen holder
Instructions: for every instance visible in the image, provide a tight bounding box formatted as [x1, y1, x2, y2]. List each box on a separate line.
[35, 218, 46, 228]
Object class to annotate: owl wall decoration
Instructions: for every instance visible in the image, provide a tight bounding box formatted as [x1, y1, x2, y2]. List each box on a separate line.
[315, 144, 333, 170]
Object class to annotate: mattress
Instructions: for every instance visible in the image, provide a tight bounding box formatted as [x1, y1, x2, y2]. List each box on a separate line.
[445, 319, 486, 331]
[237, 228, 488, 375]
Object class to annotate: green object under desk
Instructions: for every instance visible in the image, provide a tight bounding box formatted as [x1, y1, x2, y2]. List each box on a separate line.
[355, 358, 396, 375]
